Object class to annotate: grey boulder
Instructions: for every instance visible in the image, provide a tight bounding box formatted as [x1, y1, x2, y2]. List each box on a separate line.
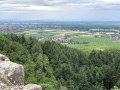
[0, 54, 42, 90]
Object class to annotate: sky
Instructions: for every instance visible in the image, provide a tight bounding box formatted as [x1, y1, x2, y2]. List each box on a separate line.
[0, 0, 120, 21]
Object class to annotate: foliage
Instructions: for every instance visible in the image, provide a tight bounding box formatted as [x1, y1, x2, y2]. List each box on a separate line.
[1, 34, 120, 90]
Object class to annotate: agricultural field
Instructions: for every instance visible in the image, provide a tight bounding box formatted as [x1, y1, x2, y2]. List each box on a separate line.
[1, 22, 120, 51]
[13, 29, 120, 51]
[14, 29, 91, 38]
[69, 37, 120, 52]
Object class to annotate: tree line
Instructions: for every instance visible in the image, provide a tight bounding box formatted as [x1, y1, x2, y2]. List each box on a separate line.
[0, 34, 120, 90]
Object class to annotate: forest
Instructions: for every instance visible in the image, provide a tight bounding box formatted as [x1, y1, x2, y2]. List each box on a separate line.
[0, 34, 120, 90]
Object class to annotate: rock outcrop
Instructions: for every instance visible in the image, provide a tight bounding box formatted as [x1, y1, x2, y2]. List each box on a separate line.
[0, 54, 42, 90]
[23, 84, 42, 90]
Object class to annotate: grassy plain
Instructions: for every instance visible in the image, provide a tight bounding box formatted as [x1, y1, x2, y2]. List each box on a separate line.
[69, 37, 120, 52]
[14, 29, 120, 51]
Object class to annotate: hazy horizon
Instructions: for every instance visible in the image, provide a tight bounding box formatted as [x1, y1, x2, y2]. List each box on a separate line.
[0, 0, 120, 21]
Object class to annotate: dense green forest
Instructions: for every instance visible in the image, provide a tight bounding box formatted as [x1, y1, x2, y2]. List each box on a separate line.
[0, 34, 120, 90]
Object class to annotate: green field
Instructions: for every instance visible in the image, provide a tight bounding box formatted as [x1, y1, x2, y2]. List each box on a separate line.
[69, 36, 120, 52]
[13, 29, 120, 51]
[15, 29, 89, 37]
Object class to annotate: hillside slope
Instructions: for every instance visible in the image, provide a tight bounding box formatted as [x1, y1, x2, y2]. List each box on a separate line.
[0, 34, 120, 90]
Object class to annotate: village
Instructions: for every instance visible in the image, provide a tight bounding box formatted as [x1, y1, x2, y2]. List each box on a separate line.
[38, 37, 80, 44]
[94, 31, 120, 40]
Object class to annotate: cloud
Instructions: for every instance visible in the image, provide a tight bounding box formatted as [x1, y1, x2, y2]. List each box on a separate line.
[0, 4, 59, 11]
[0, 0, 118, 11]
[0, 0, 120, 12]
[8, 0, 97, 6]
[0, 0, 62, 11]
[102, 0, 120, 4]
[0, 0, 120, 21]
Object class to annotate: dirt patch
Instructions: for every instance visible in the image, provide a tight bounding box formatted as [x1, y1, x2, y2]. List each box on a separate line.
[79, 32, 87, 33]
[55, 34, 65, 37]
[24, 31, 29, 33]
[45, 30, 54, 31]
[80, 35, 93, 37]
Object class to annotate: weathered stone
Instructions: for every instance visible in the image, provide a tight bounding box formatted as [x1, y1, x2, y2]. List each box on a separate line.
[0, 54, 42, 90]
[0, 68, 12, 86]
[23, 84, 42, 90]
[0, 54, 10, 62]
[0, 60, 24, 86]
[0, 81, 24, 90]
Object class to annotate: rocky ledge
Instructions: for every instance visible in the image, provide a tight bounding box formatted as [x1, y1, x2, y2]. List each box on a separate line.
[0, 54, 42, 90]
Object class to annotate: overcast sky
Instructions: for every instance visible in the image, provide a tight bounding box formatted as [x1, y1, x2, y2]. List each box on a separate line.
[0, 0, 120, 21]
